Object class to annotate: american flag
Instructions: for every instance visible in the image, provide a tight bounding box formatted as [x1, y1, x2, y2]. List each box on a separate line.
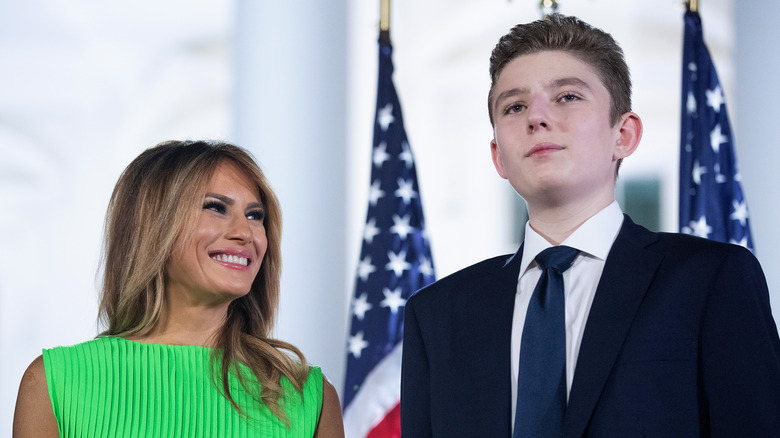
[679, 10, 754, 251]
[342, 32, 436, 437]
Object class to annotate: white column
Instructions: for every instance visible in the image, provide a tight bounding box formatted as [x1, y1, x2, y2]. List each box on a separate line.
[234, 0, 349, 394]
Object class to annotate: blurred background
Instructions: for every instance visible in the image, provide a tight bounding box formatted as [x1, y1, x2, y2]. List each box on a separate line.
[2, 0, 779, 432]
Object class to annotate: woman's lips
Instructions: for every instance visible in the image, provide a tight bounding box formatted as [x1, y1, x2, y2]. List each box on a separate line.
[209, 249, 253, 270]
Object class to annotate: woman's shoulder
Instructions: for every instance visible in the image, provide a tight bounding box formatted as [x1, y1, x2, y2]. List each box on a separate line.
[13, 355, 59, 437]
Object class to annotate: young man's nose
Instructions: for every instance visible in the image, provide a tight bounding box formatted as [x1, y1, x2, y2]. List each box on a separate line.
[526, 99, 551, 132]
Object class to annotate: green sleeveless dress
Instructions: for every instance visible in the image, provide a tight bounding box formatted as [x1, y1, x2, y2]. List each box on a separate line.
[42, 337, 323, 437]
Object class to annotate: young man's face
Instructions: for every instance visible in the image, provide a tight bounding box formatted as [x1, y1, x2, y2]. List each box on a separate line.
[490, 50, 633, 209]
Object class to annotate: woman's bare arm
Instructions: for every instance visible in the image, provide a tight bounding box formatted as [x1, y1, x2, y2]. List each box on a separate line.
[314, 375, 344, 438]
[13, 355, 59, 437]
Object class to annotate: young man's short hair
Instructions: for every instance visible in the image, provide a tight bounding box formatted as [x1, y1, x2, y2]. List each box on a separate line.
[487, 13, 632, 127]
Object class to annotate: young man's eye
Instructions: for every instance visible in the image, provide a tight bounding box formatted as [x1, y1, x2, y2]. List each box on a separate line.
[246, 209, 265, 221]
[559, 93, 580, 102]
[203, 201, 226, 214]
[505, 103, 525, 114]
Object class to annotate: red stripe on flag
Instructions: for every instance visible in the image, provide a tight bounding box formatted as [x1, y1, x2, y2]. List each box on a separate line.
[366, 402, 401, 438]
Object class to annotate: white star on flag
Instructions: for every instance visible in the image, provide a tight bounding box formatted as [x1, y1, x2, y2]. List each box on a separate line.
[710, 124, 728, 154]
[730, 236, 749, 248]
[352, 293, 373, 321]
[729, 200, 749, 226]
[380, 287, 407, 314]
[419, 256, 434, 277]
[687, 92, 697, 114]
[373, 142, 390, 168]
[687, 216, 713, 238]
[706, 85, 724, 113]
[377, 103, 394, 131]
[390, 214, 414, 239]
[714, 163, 727, 183]
[692, 160, 706, 185]
[348, 331, 369, 359]
[368, 180, 385, 206]
[363, 218, 380, 243]
[357, 256, 377, 282]
[386, 250, 412, 277]
[395, 178, 417, 205]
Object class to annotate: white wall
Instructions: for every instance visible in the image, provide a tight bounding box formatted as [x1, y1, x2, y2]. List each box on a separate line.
[735, 0, 780, 319]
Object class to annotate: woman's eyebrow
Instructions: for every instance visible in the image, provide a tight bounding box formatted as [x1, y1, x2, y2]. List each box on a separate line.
[205, 192, 233, 205]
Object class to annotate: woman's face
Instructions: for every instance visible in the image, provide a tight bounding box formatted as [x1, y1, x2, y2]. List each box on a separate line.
[165, 162, 268, 307]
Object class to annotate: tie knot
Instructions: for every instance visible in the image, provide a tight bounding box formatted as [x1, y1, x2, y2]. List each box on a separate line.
[535, 245, 579, 273]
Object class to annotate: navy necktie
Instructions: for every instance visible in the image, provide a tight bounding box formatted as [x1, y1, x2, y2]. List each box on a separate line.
[514, 245, 579, 438]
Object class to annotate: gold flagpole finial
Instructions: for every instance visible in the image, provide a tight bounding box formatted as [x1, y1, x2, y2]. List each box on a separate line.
[687, 0, 699, 13]
[539, 0, 559, 17]
[380, 0, 391, 32]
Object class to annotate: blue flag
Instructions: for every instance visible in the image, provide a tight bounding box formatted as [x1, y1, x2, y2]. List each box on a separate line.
[342, 33, 436, 437]
[679, 10, 753, 251]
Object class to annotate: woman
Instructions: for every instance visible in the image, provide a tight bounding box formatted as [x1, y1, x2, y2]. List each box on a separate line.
[13, 140, 344, 437]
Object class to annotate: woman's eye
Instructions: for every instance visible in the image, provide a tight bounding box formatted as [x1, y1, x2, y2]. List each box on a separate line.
[247, 209, 265, 221]
[203, 201, 226, 214]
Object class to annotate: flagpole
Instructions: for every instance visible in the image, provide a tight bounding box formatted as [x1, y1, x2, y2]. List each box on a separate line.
[380, 0, 391, 43]
[687, 0, 699, 13]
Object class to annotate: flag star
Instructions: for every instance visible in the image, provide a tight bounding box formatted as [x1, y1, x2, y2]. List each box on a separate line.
[692, 160, 707, 185]
[688, 62, 697, 72]
[730, 200, 749, 226]
[373, 142, 391, 168]
[735, 172, 743, 182]
[395, 178, 417, 205]
[348, 331, 369, 359]
[706, 85, 725, 113]
[730, 236, 749, 248]
[380, 287, 407, 314]
[710, 124, 728, 154]
[386, 250, 412, 277]
[419, 256, 434, 277]
[368, 179, 385, 206]
[713, 163, 727, 183]
[377, 103, 395, 131]
[687, 216, 712, 238]
[363, 218, 381, 244]
[352, 293, 373, 321]
[357, 256, 377, 282]
[390, 214, 414, 239]
[400, 142, 413, 168]
[686, 91, 697, 114]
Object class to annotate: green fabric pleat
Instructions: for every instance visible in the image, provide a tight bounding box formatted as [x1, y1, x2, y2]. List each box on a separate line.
[43, 337, 323, 437]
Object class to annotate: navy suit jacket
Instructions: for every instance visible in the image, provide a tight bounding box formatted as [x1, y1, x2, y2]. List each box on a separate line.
[401, 216, 780, 437]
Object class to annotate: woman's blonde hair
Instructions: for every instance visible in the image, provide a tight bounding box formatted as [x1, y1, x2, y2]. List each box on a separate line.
[98, 140, 307, 422]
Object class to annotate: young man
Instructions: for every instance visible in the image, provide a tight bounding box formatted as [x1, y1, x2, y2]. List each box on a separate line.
[401, 14, 780, 437]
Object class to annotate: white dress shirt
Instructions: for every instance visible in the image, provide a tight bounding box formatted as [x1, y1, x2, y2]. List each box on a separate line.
[510, 201, 624, 428]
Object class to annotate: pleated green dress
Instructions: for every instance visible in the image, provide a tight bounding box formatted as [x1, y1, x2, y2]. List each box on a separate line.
[43, 337, 322, 437]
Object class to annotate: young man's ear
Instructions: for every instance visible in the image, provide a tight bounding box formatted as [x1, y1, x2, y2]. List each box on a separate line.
[490, 138, 508, 179]
[613, 112, 643, 161]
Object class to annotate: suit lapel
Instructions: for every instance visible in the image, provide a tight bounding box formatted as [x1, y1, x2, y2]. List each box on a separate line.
[564, 217, 663, 437]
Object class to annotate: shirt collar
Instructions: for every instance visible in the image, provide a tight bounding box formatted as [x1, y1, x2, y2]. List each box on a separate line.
[519, 201, 624, 276]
